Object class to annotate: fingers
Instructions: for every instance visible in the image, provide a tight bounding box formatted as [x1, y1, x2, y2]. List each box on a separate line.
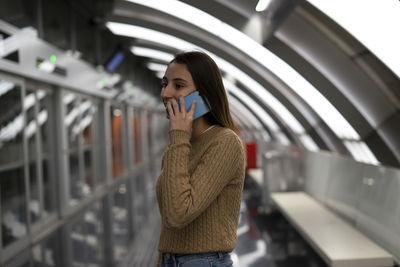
[167, 97, 195, 120]
[188, 100, 197, 119]
[171, 98, 179, 114]
[166, 101, 174, 118]
[180, 96, 186, 114]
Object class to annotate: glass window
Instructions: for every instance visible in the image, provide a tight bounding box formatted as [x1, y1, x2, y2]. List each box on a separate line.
[1, 168, 27, 247]
[4, 247, 30, 267]
[81, 99, 97, 189]
[132, 173, 146, 229]
[144, 112, 151, 161]
[39, 90, 56, 216]
[113, 184, 129, 264]
[0, 81, 23, 165]
[111, 106, 123, 178]
[65, 93, 82, 204]
[133, 111, 142, 163]
[26, 89, 40, 224]
[70, 217, 86, 266]
[84, 202, 104, 266]
[0, 81, 27, 248]
[64, 93, 97, 205]
[37, 230, 60, 267]
[131, 110, 136, 166]
[69, 202, 104, 267]
[31, 242, 43, 267]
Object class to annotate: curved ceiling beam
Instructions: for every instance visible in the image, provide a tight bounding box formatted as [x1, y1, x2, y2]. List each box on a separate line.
[108, 2, 347, 153]
[274, 4, 400, 166]
[106, 18, 303, 146]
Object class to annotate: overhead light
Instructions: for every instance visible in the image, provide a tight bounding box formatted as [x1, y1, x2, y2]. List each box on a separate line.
[155, 71, 164, 79]
[307, 0, 400, 79]
[121, 0, 359, 139]
[130, 46, 174, 62]
[255, 0, 272, 12]
[107, 22, 305, 135]
[147, 62, 168, 73]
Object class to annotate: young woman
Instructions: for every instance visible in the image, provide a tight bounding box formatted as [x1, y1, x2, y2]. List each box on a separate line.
[156, 51, 246, 267]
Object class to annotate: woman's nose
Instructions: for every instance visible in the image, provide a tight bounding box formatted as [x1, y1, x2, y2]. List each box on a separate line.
[161, 85, 174, 100]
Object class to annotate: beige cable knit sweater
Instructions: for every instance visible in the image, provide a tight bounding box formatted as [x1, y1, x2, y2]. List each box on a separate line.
[155, 125, 246, 266]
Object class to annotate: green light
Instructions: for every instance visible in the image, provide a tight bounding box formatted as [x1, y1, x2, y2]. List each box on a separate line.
[50, 55, 56, 63]
[102, 77, 108, 84]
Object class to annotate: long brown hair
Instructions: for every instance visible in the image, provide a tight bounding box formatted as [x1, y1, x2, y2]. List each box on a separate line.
[171, 51, 238, 133]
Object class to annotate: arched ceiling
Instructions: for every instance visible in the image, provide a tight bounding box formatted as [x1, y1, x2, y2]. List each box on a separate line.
[105, 0, 400, 167]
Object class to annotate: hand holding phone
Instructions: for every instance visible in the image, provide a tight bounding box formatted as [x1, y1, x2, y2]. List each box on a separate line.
[166, 91, 210, 120]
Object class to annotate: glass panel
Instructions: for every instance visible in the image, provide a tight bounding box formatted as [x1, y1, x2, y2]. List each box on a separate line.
[42, 230, 60, 267]
[4, 248, 31, 267]
[29, 161, 40, 223]
[303, 150, 331, 203]
[1, 167, 27, 247]
[323, 156, 364, 224]
[82, 103, 94, 147]
[111, 106, 123, 178]
[32, 243, 43, 267]
[113, 184, 129, 264]
[133, 112, 141, 163]
[68, 153, 81, 204]
[65, 94, 95, 203]
[82, 99, 96, 189]
[84, 150, 94, 190]
[133, 173, 146, 228]
[0, 81, 27, 247]
[85, 202, 104, 267]
[131, 115, 136, 166]
[65, 95, 80, 151]
[0, 82, 23, 165]
[26, 90, 40, 224]
[71, 217, 86, 267]
[69, 202, 104, 267]
[357, 165, 400, 260]
[65, 94, 82, 204]
[145, 113, 151, 160]
[39, 91, 55, 215]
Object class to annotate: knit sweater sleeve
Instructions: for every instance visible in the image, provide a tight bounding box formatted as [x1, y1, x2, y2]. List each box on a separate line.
[159, 129, 244, 229]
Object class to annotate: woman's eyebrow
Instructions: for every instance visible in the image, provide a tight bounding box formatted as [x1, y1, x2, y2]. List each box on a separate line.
[172, 78, 188, 83]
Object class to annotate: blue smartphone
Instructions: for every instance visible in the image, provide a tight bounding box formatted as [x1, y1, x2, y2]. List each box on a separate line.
[166, 91, 210, 120]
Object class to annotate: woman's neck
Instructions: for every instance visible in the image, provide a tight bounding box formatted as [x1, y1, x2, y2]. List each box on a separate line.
[191, 117, 213, 139]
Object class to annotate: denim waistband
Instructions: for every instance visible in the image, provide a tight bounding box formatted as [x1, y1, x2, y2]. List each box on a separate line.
[162, 251, 226, 261]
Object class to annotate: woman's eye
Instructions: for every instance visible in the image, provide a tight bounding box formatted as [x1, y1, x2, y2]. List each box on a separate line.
[175, 84, 183, 89]
[161, 82, 167, 88]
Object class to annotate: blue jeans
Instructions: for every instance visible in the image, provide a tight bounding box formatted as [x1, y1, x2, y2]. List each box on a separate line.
[161, 252, 233, 267]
